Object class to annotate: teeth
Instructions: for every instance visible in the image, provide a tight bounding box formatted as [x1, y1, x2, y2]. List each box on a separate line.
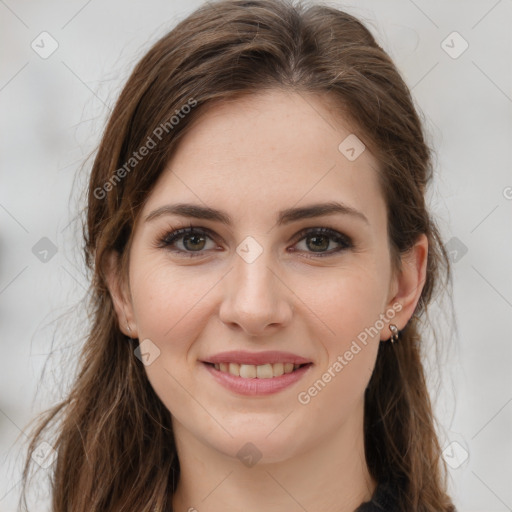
[270, 363, 284, 377]
[213, 361, 305, 378]
[256, 364, 273, 379]
[240, 364, 257, 378]
[284, 363, 294, 373]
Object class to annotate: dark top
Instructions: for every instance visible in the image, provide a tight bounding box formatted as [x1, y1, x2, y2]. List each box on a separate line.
[354, 481, 399, 512]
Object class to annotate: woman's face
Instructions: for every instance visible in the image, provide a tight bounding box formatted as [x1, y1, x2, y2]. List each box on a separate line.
[114, 90, 415, 463]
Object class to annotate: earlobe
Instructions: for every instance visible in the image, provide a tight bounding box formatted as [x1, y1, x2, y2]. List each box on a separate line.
[383, 234, 428, 339]
[104, 251, 137, 338]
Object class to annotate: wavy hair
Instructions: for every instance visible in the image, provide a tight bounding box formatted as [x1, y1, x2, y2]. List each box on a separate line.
[19, 1, 455, 510]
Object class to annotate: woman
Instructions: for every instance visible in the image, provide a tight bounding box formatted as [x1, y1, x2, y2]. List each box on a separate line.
[20, 0, 456, 510]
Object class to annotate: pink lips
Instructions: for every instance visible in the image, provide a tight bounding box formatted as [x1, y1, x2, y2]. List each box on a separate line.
[201, 350, 313, 396]
[203, 350, 311, 366]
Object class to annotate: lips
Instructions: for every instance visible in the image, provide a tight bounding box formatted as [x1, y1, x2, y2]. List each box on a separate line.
[203, 350, 312, 366]
[201, 350, 313, 395]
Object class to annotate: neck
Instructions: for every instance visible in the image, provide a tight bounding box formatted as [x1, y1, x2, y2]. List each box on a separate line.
[171, 403, 376, 512]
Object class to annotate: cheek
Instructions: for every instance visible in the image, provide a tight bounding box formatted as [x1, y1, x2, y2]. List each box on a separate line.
[128, 259, 219, 415]
[299, 260, 390, 337]
[295, 263, 388, 394]
[130, 258, 214, 338]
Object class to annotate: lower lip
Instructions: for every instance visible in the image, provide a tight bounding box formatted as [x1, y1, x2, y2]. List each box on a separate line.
[202, 362, 312, 396]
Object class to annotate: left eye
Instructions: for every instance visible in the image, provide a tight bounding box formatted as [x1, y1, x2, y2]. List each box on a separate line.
[157, 226, 352, 258]
[292, 227, 352, 256]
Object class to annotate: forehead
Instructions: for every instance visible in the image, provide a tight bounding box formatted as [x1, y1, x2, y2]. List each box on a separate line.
[142, 90, 386, 229]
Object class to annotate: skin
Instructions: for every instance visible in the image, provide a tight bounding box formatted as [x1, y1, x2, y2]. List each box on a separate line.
[107, 89, 427, 512]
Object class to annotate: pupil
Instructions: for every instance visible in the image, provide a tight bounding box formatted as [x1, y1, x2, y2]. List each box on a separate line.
[308, 235, 328, 252]
[184, 233, 205, 251]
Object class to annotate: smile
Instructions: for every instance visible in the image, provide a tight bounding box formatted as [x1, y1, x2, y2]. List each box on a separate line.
[201, 350, 313, 395]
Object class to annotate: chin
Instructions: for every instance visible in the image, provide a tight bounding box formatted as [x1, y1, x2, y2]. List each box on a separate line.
[204, 418, 314, 466]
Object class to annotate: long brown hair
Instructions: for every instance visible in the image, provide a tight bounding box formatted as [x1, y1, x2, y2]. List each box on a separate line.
[19, 1, 455, 510]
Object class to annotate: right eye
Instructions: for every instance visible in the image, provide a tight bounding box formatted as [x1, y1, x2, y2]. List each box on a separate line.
[157, 226, 218, 257]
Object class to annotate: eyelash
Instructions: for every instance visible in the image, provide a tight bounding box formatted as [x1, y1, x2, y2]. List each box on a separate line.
[155, 224, 353, 259]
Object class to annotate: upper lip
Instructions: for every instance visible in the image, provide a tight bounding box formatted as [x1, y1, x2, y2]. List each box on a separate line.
[202, 350, 312, 365]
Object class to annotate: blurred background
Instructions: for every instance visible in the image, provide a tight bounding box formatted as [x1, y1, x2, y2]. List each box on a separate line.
[1, 0, 511, 510]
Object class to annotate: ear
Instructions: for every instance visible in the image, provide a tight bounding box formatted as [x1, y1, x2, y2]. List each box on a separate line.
[104, 250, 138, 338]
[381, 233, 428, 340]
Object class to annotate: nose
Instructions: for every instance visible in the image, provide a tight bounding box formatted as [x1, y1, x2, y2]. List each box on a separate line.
[218, 248, 293, 337]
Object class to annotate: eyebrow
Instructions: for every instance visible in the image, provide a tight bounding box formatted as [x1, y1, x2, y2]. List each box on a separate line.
[145, 201, 369, 226]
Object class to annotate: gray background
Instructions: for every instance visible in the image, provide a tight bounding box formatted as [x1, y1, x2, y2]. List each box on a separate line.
[1, 0, 511, 511]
